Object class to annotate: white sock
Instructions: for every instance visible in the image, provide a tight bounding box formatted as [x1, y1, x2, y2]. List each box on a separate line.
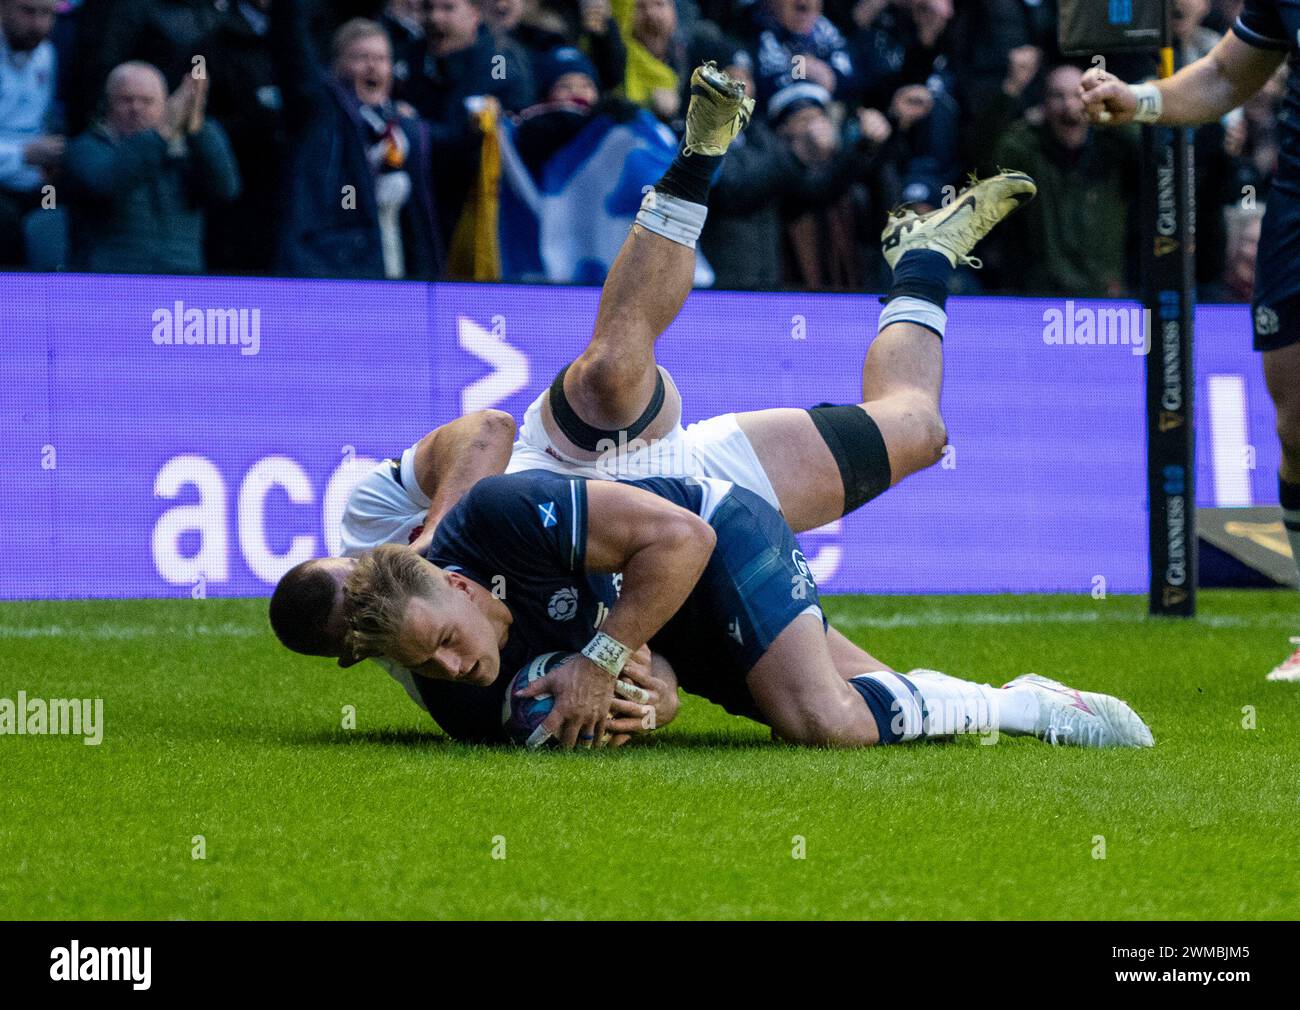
[878, 296, 947, 339]
[635, 189, 708, 249]
[850, 668, 1040, 742]
[907, 669, 1040, 736]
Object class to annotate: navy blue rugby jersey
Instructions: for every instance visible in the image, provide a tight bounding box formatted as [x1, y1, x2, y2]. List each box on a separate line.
[1233, 0, 1300, 194]
[408, 470, 619, 741]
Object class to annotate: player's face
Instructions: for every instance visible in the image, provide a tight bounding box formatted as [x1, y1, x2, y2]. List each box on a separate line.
[389, 589, 501, 686]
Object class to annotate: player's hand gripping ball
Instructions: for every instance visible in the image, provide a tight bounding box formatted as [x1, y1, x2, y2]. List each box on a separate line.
[502, 651, 571, 746]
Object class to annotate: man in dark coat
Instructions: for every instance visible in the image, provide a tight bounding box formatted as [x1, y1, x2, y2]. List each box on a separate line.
[270, 0, 446, 279]
[400, 0, 534, 121]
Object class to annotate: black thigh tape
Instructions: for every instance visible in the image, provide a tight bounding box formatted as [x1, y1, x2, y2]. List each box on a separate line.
[807, 403, 892, 516]
[548, 364, 666, 452]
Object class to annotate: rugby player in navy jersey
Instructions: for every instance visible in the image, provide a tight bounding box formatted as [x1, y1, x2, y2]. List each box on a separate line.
[1080, 5, 1300, 679]
[341, 467, 1154, 750]
[271, 62, 1043, 740]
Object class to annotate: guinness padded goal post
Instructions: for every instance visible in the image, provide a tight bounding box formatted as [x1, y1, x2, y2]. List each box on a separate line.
[1058, 2, 1197, 617]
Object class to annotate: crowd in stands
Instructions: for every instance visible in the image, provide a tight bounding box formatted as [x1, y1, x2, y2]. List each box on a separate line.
[0, 0, 1280, 296]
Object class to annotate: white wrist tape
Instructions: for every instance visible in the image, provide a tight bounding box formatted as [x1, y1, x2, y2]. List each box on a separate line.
[1131, 83, 1163, 124]
[581, 631, 631, 678]
[635, 189, 708, 249]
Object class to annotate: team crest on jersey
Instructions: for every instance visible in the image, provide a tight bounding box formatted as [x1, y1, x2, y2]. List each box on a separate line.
[538, 501, 558, 528]
[1255, 305, 1280, 337]
[790, 549, 815, 600]
[547, 586, 579, 621]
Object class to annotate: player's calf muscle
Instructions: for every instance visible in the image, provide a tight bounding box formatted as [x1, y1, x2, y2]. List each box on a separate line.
[747, 616, 880, 747]
[770, 692, 879, 748]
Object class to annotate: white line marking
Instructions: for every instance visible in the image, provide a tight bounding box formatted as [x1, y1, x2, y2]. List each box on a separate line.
[829, 610, 1299, 631]
[0, 623, 261, 640]
[2, 609, 1296, 641]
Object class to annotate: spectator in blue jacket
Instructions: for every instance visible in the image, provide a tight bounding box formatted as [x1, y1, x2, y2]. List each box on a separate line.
[269, 0, 447, 279]
[62, 62, 240, 274]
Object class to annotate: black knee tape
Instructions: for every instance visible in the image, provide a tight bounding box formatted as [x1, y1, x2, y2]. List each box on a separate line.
[807, 404, 892, 515]
[548, 365, 666, 453]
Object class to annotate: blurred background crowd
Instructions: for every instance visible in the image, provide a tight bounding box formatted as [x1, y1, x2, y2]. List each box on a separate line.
[0, 0, 1281, 295]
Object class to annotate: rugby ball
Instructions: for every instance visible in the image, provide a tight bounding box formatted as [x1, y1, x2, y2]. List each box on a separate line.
[501, 651, 572, 746]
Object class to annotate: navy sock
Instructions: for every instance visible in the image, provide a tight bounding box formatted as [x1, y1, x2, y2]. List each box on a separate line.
[654, 150, 722, 206]
[886, 249, 953, 309]
[1280, 476, 1300, 579]
[1280, 476, 1300, 513]
[847, 676, 905, 744]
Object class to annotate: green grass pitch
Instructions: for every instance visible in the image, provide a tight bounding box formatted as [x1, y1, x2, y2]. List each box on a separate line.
[2, 590, 1298, 920]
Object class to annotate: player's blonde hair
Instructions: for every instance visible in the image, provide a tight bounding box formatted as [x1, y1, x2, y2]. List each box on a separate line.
[343, 544, 443, 659]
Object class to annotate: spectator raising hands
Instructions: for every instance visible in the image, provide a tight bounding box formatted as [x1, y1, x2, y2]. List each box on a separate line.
[61, 62, 241, 274]
[0, 0, 1270, 293]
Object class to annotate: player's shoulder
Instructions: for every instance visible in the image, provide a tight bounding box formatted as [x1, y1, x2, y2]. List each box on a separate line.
[456, 471, 588, 562]
[462, 469, 583, 512]
[1233, 0, 1294, 51]
[624, 474, 695, 502]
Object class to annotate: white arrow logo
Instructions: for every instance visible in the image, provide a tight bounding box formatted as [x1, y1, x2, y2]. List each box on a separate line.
[800, 519, 843, 585]
[457, 316, 529, 413]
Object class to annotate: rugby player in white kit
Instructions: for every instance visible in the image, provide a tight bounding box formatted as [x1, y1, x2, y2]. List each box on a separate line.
[271, 63, 1047, 744]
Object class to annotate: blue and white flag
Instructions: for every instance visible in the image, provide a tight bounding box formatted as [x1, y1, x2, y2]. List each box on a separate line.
[497, 109, 713, 286]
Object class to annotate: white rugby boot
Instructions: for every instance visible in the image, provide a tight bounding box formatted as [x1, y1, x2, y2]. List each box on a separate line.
[1266, 637, 1300, 681]
[1003, 673, 1155, 749]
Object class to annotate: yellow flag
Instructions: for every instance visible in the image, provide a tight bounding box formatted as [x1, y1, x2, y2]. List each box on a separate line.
[448, 103, 502, 281]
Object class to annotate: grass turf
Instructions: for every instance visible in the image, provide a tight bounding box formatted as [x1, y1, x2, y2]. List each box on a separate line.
[1, 590, 1298, 920]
